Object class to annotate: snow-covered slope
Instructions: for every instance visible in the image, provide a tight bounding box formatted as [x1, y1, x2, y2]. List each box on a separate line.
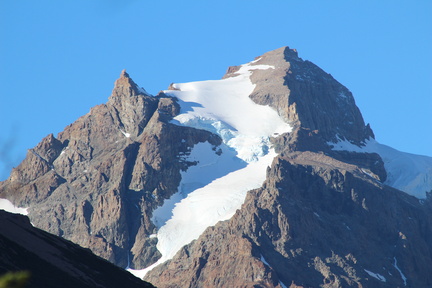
[0, 198, 28, 215]
[329, 138, 432, 198]
[129, 60, 292, 277]
[170, 60, 291, 162]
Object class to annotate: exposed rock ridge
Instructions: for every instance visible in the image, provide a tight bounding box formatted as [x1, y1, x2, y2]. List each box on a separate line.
[242, 46, 373, 147]
[246, 47, 388, 193]
[145, 151, 432, 287]
[225, 46, 386, 187]
[108, 69, 156, 138]
[112, 69, 147, 98]
[0, 70, 222, 270]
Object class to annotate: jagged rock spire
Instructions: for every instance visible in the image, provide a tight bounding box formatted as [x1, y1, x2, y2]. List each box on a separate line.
[120, 68, 128, 77]
[107, 70, 158, 138]
[111, 69, 143, 98]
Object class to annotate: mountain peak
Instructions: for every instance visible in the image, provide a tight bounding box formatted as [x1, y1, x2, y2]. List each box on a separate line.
[247, 46, 374, 148]
[111, 69, 145, 98]
[120, 69, 129, 78]
[223, 46, 300, 79]
[2, 46, 432, 288]
[106, 70, 158, 138]
[262, 46, 301, 63]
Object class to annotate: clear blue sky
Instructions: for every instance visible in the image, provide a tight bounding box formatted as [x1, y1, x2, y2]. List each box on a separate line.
[1, 1, 431, 179]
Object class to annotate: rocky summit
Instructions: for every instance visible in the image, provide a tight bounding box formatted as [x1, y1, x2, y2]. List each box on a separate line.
[1, 46, 432, 287]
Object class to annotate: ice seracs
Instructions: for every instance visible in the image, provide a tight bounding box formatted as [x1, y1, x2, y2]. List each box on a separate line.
[128, 59, 292, 278]
[169, 60, 291, 162]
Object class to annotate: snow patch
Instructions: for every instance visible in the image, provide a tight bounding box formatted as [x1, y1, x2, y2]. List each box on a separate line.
[260, 254, 287, 288]
[393, 257, 407, 286]
[339, 91, 348, 99]
[260, 254, 271, 267]
[0, 199, 28, 215]
[361, 168, 380, 182]
[120, 130, 131, 138]
[329, 137, 432, 198]
[364, 269, 386, 282]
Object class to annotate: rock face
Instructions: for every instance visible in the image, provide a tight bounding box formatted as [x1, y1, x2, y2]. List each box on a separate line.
[0, 210, 155, 288]
[145, 151, 432, 287]
[243, 47, 374, 147]
[1, 47, 432, 287]
[0, 70, 221, 269]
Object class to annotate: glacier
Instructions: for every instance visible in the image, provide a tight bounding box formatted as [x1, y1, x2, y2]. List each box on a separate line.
[129, 57, 431, 279]
[128, 59, 292, 278]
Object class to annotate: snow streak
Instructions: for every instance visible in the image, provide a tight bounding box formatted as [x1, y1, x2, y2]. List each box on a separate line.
[129, 60, 292, 278]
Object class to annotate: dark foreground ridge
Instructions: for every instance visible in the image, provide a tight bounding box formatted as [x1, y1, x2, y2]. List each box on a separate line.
[0, 210, 155, 288]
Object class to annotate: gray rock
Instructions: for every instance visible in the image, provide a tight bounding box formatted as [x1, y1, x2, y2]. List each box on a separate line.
[145, 151, 432, 287]
[0, 70, 221, 269]
[246, 47, 374, 147]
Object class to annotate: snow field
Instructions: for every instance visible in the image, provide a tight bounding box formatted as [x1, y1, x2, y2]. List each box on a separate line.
[157, 149, 277, 263]
[128, 60, 292, 278]
[169, 61, 291, 162]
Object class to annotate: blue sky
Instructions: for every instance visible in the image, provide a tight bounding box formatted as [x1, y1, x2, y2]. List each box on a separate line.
[0, 1, 431, 179]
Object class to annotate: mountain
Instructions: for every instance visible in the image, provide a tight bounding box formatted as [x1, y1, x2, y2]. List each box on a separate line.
[1, 46, 432, 287]
[0, 209, 154, 288]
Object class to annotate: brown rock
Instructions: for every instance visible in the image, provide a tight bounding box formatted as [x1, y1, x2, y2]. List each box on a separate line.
[246, 46, 373, 147]
[145, 151, 432, 287]
[0, 70, 222, 270]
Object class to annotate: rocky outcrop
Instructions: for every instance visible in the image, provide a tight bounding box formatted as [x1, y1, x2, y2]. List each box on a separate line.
[145, 151, 432, 287]
[0, 210, 155, 288]
[236, 47, 374, 147]
[0, 70, 221, 269]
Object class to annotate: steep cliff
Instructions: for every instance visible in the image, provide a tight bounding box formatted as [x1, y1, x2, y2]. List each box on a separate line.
[145, 151, 432, 287]
[0, 70, 221, 269]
